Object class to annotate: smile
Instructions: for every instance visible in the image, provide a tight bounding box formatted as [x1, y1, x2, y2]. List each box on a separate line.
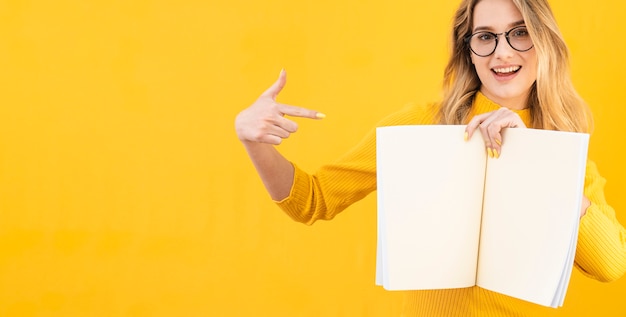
[492, 66, 521, 74]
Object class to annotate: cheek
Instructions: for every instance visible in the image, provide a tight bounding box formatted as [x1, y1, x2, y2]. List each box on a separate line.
[525, 54, 538, 81]
[526, 51, 538, 68]
[473, 59, 490, 78]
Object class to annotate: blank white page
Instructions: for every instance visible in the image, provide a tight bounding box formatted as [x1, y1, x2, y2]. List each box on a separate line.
[476, 128, 588, 307]
[376, 125, 487, 290]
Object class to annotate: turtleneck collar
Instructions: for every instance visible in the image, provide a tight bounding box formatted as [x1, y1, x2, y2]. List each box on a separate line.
[471, 91, 531, 127]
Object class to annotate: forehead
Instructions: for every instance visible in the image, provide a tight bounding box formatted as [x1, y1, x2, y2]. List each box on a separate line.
[473, 0, 524, 31]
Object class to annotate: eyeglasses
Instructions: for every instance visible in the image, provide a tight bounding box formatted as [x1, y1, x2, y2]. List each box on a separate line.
[465, 26, 534, 57]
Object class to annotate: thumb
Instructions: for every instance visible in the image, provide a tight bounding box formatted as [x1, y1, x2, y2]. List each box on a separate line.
[260, 69, 287, 100]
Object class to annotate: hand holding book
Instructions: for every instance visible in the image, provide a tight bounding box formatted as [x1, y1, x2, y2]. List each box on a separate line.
[464, 106, 527, 159]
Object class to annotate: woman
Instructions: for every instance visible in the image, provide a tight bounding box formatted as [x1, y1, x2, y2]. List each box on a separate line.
[235, 0, 626, 315]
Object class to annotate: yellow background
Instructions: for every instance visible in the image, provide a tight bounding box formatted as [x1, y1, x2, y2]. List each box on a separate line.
[0, 0, 624, 316]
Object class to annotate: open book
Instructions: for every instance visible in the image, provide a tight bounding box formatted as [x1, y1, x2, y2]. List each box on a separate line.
[375, 125, 589, 308]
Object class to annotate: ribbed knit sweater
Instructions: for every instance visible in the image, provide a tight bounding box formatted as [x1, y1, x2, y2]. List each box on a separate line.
[276, 92, 626, 316]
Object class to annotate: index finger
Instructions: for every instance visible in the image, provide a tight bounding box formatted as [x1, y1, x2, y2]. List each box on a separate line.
[465, 112, 490, 140]
[279, 103, 325, 120]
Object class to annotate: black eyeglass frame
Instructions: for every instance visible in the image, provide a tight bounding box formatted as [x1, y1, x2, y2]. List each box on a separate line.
[464, 26, 534, 57]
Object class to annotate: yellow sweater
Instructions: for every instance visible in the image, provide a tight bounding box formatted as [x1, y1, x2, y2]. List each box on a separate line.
[276, 92, 626, 316]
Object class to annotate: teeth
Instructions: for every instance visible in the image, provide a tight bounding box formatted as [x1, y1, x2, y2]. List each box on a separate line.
[493, 66, 521, 74]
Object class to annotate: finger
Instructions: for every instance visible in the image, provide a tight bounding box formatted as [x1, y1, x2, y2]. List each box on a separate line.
[477, 121, 494, 158]
[487, 115, 509, 158]
[487, 128, 503, 159]
[278, 103, 324, 120]
[477, 110, 501, 145]
[254, 112, 298, 138]
[481, 109, 524, 158]
[258, 133, 284, 145]
[479, 111, 510, 158]
[260, 69, 287, 100]
[465, 112, 491, 141]
[466, 113, 497, 158]
[274, 115, 299, 133]
[251, 121, 293, 144]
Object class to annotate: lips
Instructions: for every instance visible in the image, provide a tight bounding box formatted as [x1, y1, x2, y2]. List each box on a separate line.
[492, 66, 521, 75]
[491, 66, 521, 81]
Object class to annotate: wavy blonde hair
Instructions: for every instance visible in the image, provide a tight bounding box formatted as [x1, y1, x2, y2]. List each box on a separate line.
[438, 0, 592, 133]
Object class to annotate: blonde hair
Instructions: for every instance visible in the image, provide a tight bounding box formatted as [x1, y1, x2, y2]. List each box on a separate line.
[438, 0, 593, 133]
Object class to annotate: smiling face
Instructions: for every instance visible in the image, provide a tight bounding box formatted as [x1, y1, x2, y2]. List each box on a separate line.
[470, 0, 538, 110]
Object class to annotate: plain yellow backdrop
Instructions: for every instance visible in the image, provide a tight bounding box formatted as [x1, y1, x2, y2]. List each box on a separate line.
[0, 0, 624, 316]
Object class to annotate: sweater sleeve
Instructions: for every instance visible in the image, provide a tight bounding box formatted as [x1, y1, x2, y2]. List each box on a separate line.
[275, 102, 439, 225]
[574, 160, 626, 282]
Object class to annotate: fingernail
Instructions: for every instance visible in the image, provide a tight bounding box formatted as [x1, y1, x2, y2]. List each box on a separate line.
[495, 139, 502, 146]
[493, 149, 499, 159]
[316, 112, 326, 119]
[464, 132, 469, 142]
[279, 68, 285, 77]
[488, 148, 494, 158]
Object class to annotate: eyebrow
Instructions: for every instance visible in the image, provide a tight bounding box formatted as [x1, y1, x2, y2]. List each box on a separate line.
[473, 20, 526, 33]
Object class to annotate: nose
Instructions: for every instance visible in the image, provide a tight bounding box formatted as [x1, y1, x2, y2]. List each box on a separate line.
[493, 35, 515, 59]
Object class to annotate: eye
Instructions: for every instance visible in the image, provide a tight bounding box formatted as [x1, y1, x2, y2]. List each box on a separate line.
[476, 32, 496, 41]
[510, 27, 529, 38]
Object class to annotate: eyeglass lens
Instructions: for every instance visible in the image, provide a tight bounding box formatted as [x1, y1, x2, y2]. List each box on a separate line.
[468, 26, 533, 57]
